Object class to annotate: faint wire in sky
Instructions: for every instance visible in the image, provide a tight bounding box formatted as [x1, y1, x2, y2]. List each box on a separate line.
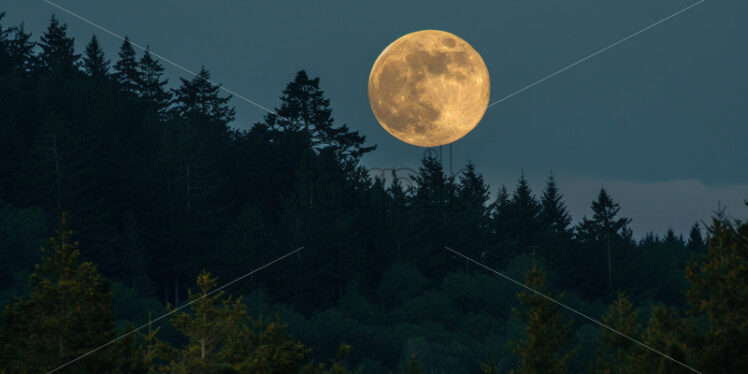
[486, 0, 705, 109]
[442, 0, 705, 139]
[444, 246, 703, 374]
[44, 0, 704, 137]
[46, 246, 304, 374]
[43, 0, 292, 124]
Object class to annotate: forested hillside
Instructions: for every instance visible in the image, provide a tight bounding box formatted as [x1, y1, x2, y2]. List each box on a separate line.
[1, 13, 746, 373]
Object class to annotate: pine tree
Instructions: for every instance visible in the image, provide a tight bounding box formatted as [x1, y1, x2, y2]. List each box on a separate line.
[157, 271, 310, 373]
[576, 188, 633, 294]
[684, 214, 748, 373]
[685, 223, 705, 253]
[263, 70, 375, 164]
[454, 161, 491, 258]
[591, 292, 641, 374]
[502, 175, 542, 258]
[171, 66, 235, 125]
[83, 34, 109, 78]
[138, 46, 171, 117]
[539, 174, 572, 239]
[0, 214, 133, 373]
[160, 271, 249, 372]
[6, 22, 37, 74]
[113, 36, 140, 93]
[538, 173, 573, 272]
[38, 15, 79, 72]
[510, 262, 573, 374]
[628, 307, 699, 374]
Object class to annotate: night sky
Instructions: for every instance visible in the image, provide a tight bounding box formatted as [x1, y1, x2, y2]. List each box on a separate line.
[5, 0, 747, 237]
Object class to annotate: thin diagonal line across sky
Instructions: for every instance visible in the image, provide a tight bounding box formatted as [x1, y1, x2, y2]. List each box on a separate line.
[43, 0, 290, 124]
[44, 0, 703, 137]
[444, 246, 703, 374]
[46, 246, 304, 374]
[486, 0, 705, 109]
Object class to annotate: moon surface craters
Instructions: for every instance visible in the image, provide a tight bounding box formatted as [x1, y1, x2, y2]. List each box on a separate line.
[368, 30, 490, 147]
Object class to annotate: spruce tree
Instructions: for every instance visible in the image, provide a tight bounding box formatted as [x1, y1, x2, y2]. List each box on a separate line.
[171, 66, 235, 125]
[510, 262, 573, 374]
[454, 161, 491, 258]
[539, 174, 572, 239]
[684, 215, 748, 373]
[591, 292, 641, 374]
[83, 34, 109, 78]
[263, 70, 375, 164]
[113, 36, 140, 93]
[6, 22, 37, 74]
[629, 307, 699, 373]
[685, 223, 706, 253]
[38, 15, 79, 72]
[576, 188, 633, 294]
[0, 214, 131, 373]
[138, 46, 171, 117]
[158, 271, 310, 373]
[502, 175, 542, 258]
[538, 173, 573, 274]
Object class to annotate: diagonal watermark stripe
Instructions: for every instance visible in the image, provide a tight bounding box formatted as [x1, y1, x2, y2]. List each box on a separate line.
[438, 0, 705, 146]
[486, 0, 705, 109]
[44, 0, 705, 146]
[43, 0, 292, 124]
[46, 246, 304, 374]
[444, 246, 703, 374]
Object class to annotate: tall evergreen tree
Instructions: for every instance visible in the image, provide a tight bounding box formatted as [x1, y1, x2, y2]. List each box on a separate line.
[685, 223, 706, 253]
[538, 173, 573, 272]
[591, 292, 641, 374]
[82, 34, 109, 78]
[510, 262, 573, 374]
[262, 70, 375, 164]
[38, 15, 79, 72]
[157, 271, 311, 373]
[684, 214, 748, 373]
[454, 161, 491, 258]
[502, 175, 542, 259]
[0, 214, 136, 373]
[6, 23, 37, 74]
[539, 174, 572, 239]
[576, 188, 633, 294]
[138, 46, 171, 117]
[171, 66, 234, 124]
[113, 36, 140, 93]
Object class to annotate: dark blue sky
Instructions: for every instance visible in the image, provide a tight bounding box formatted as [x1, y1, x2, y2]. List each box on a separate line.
[4, 0, 747, 236]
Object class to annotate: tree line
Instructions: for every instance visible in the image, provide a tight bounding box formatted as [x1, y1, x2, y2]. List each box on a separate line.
[1, 12, 746, 373]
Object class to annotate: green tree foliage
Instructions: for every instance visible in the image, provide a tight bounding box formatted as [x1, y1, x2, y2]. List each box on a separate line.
[3, 12, 747, 374]
[684, 213, 748, 373]
[591, 292, 641, 374]
[0, 214, 139, 373]
[510, 262, 573, 374]
[627, 306, 699, 374]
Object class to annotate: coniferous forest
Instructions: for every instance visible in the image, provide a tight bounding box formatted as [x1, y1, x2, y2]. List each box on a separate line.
[1, 13, 747, 374]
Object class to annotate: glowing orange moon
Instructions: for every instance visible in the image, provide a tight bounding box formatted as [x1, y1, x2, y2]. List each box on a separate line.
[368, 30, 490, 147]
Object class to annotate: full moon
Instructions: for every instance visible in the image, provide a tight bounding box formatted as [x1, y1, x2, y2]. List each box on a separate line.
[368, 30, 490, 147]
